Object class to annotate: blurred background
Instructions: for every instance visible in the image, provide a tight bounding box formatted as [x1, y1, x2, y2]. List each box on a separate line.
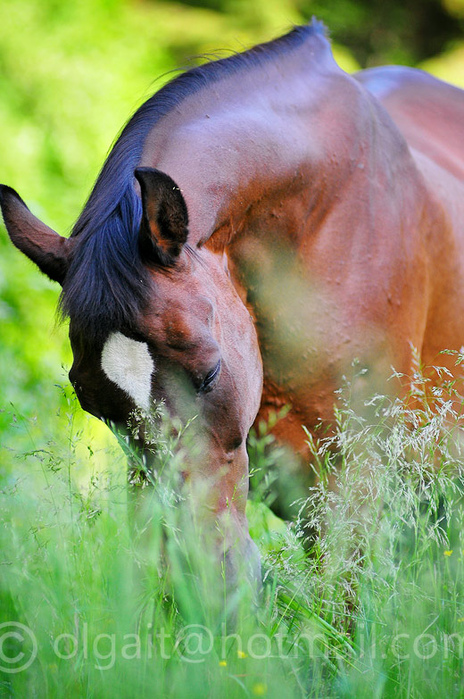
[1, 0, 464, 462]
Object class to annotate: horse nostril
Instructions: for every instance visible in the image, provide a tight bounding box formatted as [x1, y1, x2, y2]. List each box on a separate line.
[230, 436, 243, 451]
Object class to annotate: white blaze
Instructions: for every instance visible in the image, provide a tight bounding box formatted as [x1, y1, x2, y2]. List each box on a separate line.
[101, 332, 155, 411]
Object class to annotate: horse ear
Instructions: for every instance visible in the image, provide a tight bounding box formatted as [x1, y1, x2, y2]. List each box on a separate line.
[135, 167, 189, 267]
[0, 185, 72, 285]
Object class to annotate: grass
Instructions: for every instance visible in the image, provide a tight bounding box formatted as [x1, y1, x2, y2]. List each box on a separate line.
[1, 362, 464, 698]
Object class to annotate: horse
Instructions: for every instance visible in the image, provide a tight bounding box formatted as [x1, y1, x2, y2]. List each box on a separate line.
[2, 20, 464, 589]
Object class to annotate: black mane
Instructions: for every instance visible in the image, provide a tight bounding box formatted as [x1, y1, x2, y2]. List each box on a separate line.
[59, 20, 326, 341]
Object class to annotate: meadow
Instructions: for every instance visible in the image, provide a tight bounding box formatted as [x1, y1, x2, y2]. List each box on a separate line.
[2, 368, 464, 697]
[2, 1, 464, 697]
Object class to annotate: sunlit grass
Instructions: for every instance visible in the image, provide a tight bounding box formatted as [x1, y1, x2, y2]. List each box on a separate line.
[2, 361, 464, 697]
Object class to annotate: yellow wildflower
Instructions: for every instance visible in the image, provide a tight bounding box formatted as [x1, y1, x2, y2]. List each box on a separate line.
[253, 683, 267, 696]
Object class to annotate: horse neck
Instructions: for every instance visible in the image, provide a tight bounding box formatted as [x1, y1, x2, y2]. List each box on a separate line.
[216, 79, 429, 307]
[140, 31, 341, 245]
[142, 45, 425, 272]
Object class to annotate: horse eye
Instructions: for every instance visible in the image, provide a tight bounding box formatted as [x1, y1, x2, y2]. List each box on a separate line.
[198, 360, 221, 394]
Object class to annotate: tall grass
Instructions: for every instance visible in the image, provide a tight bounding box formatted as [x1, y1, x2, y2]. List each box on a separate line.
[1, 361, 464, 698]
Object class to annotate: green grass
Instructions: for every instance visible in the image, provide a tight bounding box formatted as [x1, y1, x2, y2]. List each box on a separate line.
[2, 364, 464, 698]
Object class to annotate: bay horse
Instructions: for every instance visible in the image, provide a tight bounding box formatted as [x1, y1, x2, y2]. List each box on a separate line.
[2, 21, 464, 588]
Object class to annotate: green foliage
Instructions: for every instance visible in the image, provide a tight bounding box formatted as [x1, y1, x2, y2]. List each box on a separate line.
[296, 0, 464, 67]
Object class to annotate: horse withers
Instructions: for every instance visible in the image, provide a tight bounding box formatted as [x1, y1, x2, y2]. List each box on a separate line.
[2, 21, 464, 590]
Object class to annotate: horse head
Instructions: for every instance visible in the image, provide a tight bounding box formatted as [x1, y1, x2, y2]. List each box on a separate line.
[0, 169, 263, 594]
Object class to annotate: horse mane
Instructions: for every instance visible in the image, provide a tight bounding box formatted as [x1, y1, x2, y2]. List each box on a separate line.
[59, 20, 327, 341]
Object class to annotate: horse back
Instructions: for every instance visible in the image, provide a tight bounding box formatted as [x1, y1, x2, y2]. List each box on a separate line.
[356, 66, 464, 181]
